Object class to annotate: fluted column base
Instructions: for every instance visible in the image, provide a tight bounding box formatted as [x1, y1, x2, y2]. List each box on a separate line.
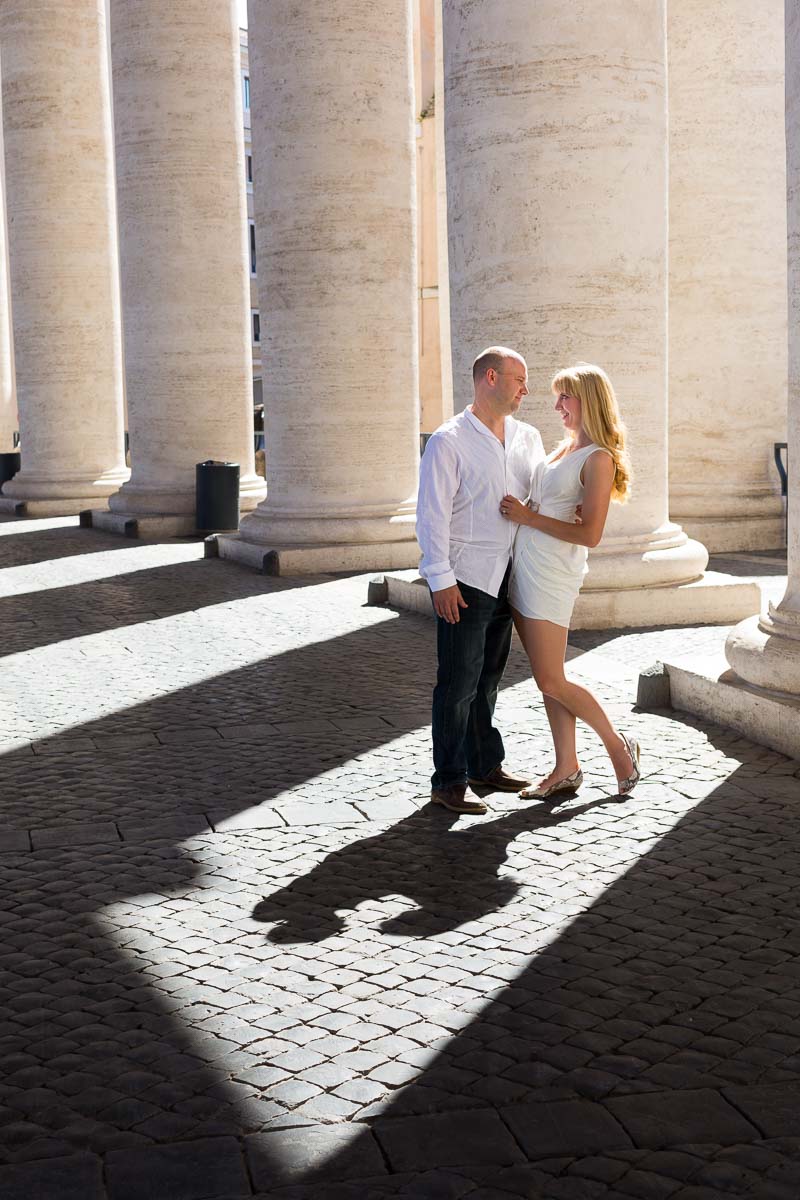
[665, 647, 800, 764]
[237, 500, 417, 547]
[726, 606, 800, 698]
[85, 472, 266, 538]
[108, 473, 265, 519]
[215, 500, 419, 576]
[583, 523, 709, 591]
[381, 568, 761, 631]
[0, 465, 130, 516]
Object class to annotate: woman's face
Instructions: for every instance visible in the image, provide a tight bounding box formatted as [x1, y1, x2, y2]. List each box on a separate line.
[554, 389, 582, 434]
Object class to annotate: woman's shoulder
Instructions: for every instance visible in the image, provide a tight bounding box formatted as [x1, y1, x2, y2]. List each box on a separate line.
[569, 442, 614, 462]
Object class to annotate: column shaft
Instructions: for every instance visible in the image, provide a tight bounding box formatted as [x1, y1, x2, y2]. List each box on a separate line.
[726, 0, 800, 693]
[669, 0, 787, 552]
[220, 0, 419, 572]
[442, 0, 706, 594]
[0, 70, 16, 456]
[107, 0, 264, 528]
[415, 0, 446, 437]
[0, 0, 127, 512]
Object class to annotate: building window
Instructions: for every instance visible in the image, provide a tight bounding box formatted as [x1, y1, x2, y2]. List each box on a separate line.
[249, 220, 257, 276]
[252, 310, 261, 345]
[246, 154, 253, 191]
[243, 74, 251, 111]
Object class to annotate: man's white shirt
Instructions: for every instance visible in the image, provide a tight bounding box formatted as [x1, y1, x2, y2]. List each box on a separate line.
[416, 408, 545, 598]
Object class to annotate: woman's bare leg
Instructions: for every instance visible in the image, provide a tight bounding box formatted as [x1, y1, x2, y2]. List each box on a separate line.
[515, 612, 634, 785]
[543, 695, 579, 779]
[513, 610, 578, 786]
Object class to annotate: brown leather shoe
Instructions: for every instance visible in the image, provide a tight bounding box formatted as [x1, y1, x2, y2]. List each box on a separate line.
[468, 765, 531, 793]
[431, 784, 488, 814]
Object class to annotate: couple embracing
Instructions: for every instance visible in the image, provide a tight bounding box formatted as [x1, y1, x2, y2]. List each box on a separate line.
[417, 347, 641, 816]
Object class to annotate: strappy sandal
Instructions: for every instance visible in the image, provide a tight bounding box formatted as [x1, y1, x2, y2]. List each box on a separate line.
[520, 768, 583, 800]
[617, 734, 641, 796]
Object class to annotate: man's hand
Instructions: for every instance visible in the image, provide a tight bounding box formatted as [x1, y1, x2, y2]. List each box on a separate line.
[432, 584, 468, 624]
[574, 504, 583, 525]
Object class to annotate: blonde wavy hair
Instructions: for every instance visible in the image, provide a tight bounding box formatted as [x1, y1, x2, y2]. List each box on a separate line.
[550, 362, 632, 503]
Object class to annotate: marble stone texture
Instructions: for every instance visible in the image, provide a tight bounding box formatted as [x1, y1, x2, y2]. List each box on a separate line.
[0, 0, 128, 510]
[441, 0, 708, 598]
[668, 0, 787, 553]
[107, 0, 264, 520]
[0, 66, 15, 457]
[230, 0, 420, 566]
[724, 0, 800, 700]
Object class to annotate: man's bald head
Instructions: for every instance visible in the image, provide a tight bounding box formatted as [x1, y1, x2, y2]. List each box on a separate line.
[472, 345, 526, 384]
[470, 346, 529, 420]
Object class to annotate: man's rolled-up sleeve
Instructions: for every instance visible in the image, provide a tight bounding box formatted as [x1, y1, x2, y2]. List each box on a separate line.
[416, 437, 458, 593]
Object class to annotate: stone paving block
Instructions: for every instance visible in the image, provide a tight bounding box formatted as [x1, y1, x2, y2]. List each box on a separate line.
[603, 1088, 760, 1149]
[155, 726, 223, 745]
[0, 830, 30, 853]
[272, 718, 340, 734]
[210, 806, 285, 831]
[374, 1108, 525, 1171]
[246, 1123, 387, 1188]
[106, 1135, 250, 1200]
[353, 798, 420, 821]
[216, 721, 275, 740]
[273, 801, 365, 826]
[330, 715, 394, 732]
[92, 733, 160, 750]
[30, 822, 120, 849]
[723, 1082, 800, 1137]
[118, 815, 212, 841]
[31, 737, 96, 755]
[0, 1153, 104, 1199]
[501, 1099, 632, 1159]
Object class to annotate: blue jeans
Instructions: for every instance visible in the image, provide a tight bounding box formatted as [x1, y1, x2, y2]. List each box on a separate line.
[431, 569, 512, 788]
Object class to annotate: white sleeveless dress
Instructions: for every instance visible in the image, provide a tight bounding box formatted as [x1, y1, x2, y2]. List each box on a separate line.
[509, 443, 611, 627]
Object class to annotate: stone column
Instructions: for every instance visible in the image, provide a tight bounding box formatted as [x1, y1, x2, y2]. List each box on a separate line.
[440, 0, 729, 624]
[726, 1, 800, 694]
[433, 0, 454, 426]
[216, 0, 419, 575]
[103, 0, 264, 535]
[414, 0, 445, 437]
[0, 0, 128, 515]
[669, 0, 787, 553]
[0, 74, 16, 456]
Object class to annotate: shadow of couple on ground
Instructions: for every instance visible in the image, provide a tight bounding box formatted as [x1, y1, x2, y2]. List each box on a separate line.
[252, 792, 623, 943]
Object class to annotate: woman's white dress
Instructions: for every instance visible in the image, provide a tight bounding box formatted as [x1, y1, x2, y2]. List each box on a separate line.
[509, 443, 610, 628]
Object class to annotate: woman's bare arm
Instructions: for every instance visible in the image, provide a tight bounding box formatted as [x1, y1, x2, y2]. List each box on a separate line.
[501, 450, 614, 548]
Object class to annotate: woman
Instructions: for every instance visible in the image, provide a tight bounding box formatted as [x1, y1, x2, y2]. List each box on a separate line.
[499, 362, 640, 799]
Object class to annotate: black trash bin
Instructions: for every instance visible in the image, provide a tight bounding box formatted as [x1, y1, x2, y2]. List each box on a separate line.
[196, 460, 240, 532]
[0, 451, 20, 490]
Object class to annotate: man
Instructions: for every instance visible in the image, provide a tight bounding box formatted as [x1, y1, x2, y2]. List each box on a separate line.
[417, 346, 545, 814]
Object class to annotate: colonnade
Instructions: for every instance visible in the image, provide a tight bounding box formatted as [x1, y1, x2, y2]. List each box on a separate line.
[0, 2, 792, 621]
[0, 0, 262, 527]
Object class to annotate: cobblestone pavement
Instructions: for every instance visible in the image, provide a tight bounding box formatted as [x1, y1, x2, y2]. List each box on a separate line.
[0, 517, 798, 1198]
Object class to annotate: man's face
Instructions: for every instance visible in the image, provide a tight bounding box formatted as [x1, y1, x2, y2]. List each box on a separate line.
[491, 359, 529, 413]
